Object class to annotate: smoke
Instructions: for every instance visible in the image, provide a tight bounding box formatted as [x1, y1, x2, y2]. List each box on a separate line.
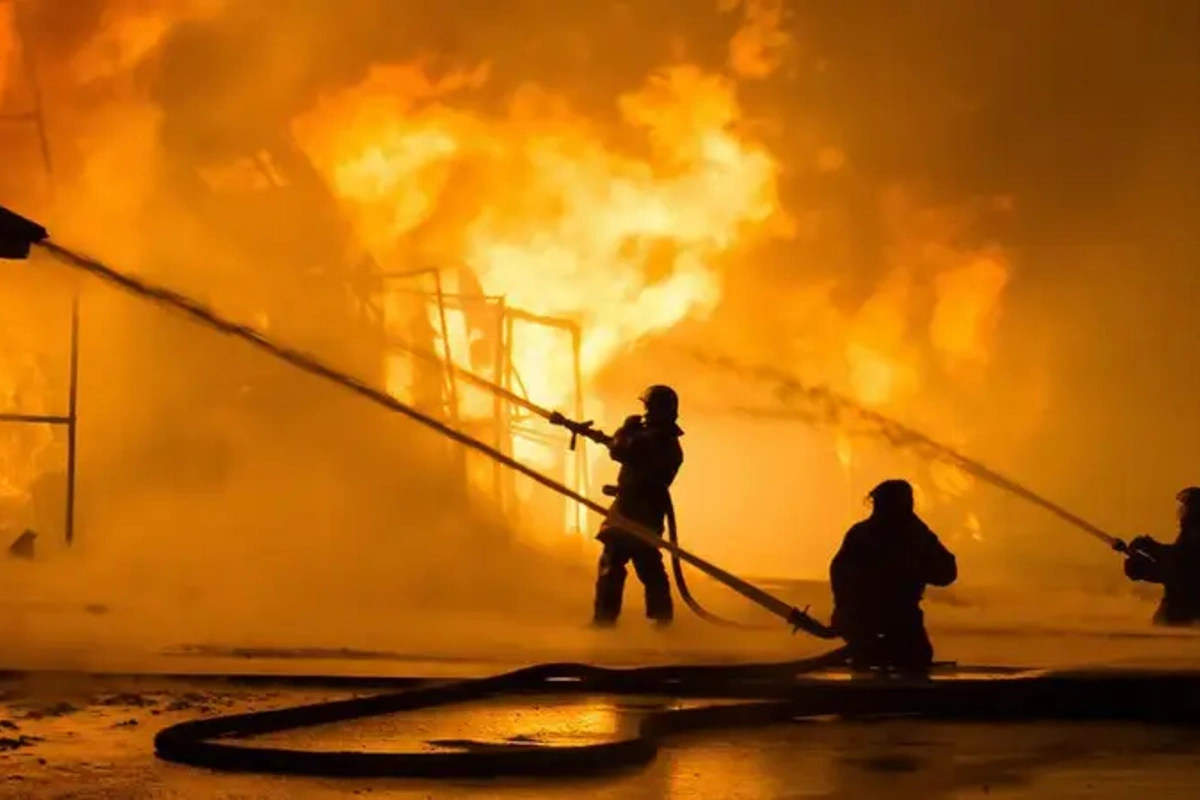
[1, 0, 1198, 671]
[0, 0, 604, 668]
[592, 1, 1200, 593]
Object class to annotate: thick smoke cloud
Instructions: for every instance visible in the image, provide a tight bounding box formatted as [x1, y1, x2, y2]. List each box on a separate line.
[0, 1, 1196, 668]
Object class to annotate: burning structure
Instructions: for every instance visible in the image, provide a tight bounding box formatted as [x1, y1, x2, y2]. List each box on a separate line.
[3, 0, 1125, 602]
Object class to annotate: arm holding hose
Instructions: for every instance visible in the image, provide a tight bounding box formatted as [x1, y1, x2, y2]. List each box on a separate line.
[1122, 535, 1170, 584]
[548, 411, 614, 449]
[548, 411, 646, 453]
[548, 411, 835, 638]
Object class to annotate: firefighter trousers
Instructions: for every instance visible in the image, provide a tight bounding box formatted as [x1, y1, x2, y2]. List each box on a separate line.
[593, 535, 673, 624]
[836, 607, 934, 674]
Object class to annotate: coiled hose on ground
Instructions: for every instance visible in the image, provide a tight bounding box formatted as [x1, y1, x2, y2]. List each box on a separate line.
[152, 657, 1200, 779]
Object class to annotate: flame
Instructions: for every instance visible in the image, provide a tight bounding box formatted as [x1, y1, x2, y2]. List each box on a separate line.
[0, 334, 55, 504]
[294, 61, 785, 472]
[795, 188, 1013, 527]
[930, 251, 1009, 366]
[0, 2, 13, 102]
[723, 0, 791, 79]
[6, 1, 1017, 545]
[67, 0, 226, 84]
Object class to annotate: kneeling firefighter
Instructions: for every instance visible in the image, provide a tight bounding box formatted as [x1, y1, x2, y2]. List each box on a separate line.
[830, 479, 958, 674]
[1123, 487, 1200, 626]
[551, 385, 684, 628]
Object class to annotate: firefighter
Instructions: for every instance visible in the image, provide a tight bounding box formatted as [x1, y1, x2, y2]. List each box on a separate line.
[830, 479, 958, 675]
[1123, 487, 1200, 626]
[591, 385, 684, 628]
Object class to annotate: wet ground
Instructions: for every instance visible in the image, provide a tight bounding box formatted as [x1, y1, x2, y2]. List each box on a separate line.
[5, 670, 1200, 799]
[5, 629, 1200, 799]
[5, 579, 1200, 798]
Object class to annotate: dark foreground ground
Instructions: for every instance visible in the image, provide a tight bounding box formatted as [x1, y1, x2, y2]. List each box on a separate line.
[6, 625, 1200, 800]
[5, 577, 1200, 798]
[5, 677, 1200, 800]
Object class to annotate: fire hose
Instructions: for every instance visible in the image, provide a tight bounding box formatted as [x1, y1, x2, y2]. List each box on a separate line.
[5, 208, 1190, 782]
[547, 410, 776, 630]
[150, 662, 1200, 779]
[682, 354, 1139, 556]
[22, 231, 831, 637]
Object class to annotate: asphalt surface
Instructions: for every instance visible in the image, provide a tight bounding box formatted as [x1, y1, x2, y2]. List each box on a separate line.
[6, 673, 1200, 799]
[5, 582, 1200, 797]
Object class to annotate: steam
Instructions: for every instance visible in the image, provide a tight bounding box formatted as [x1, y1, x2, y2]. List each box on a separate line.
[0, 1, 1196, 672]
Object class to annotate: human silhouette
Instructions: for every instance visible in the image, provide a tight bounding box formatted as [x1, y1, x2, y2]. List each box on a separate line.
[1123, 487, 1200, 626]
[830, 479, 957, 675]
[589, 385, 684, 628]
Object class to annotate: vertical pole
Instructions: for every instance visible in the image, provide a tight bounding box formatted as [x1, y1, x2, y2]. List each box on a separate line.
[570, 322, 586, 536]
[64, 292, 79, 545]
[13, 0, 71, 545]
[430, 270, 466, 488]
[431, 270, 459, 425]
[492, 297, 506, 508]
[503, 311, 516, 525]
[12, 0, 54, 194]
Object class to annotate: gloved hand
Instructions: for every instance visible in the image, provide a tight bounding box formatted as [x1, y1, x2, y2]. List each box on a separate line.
[1129, 534, 1156, 552]
[619, 414, 644, 432]
[1123, 535, 1161, 583]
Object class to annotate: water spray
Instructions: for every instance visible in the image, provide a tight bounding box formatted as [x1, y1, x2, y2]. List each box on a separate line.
[676, 350, 1139, 556]
[11, 209, 1199, 785]
[0, 204, 833, 638]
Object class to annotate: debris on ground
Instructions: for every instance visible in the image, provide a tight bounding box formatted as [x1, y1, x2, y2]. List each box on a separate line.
[97, 693, 158, 708]
[0, 734, 41, 751]
[21, 702, 78, 720]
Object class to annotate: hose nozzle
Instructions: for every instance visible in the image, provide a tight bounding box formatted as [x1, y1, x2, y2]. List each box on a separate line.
[548, 411, 602, 450]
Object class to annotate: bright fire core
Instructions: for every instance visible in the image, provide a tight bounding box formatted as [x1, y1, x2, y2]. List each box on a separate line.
[293, 63, 787, 477]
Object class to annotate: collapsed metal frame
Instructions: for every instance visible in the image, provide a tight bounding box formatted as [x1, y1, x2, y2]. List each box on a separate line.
[375, 272, 591, 535]
[0, 0, 80, 546]
[3, 0, 586, 542]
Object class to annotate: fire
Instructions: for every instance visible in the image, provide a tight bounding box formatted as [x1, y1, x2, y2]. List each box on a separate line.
[930, 251, 1009, 367]
[823, 189, 1012, 533]
[0, 2, 12, 102]
[723, 0, 791, 79]
[97, 0, 229, 76]
[294, 61, 785, 469]
[0, 333, 55, 504]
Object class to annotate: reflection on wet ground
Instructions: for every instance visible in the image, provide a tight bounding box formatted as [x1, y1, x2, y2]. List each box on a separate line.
[5, 606, 1200, 798]
[6, 675, 1200, 798]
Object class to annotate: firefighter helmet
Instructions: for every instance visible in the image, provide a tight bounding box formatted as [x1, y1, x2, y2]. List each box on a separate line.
[639, 384, 679, 421]
[867, 479, 915, 515]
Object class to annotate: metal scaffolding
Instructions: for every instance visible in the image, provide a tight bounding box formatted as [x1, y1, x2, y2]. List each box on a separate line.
[3, 0, 587, 541]
[375, 272, 590, 534]
[0, 0, 80, 546]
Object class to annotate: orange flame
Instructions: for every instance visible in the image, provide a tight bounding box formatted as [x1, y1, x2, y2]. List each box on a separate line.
[294, 61, 786, 469]
[67, 0, 226, 84]
[930, 251, 1009, 367]
[723, 0, 791, 79]
[802, 189, 1013, 526]
[0, 2, 13, 103]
